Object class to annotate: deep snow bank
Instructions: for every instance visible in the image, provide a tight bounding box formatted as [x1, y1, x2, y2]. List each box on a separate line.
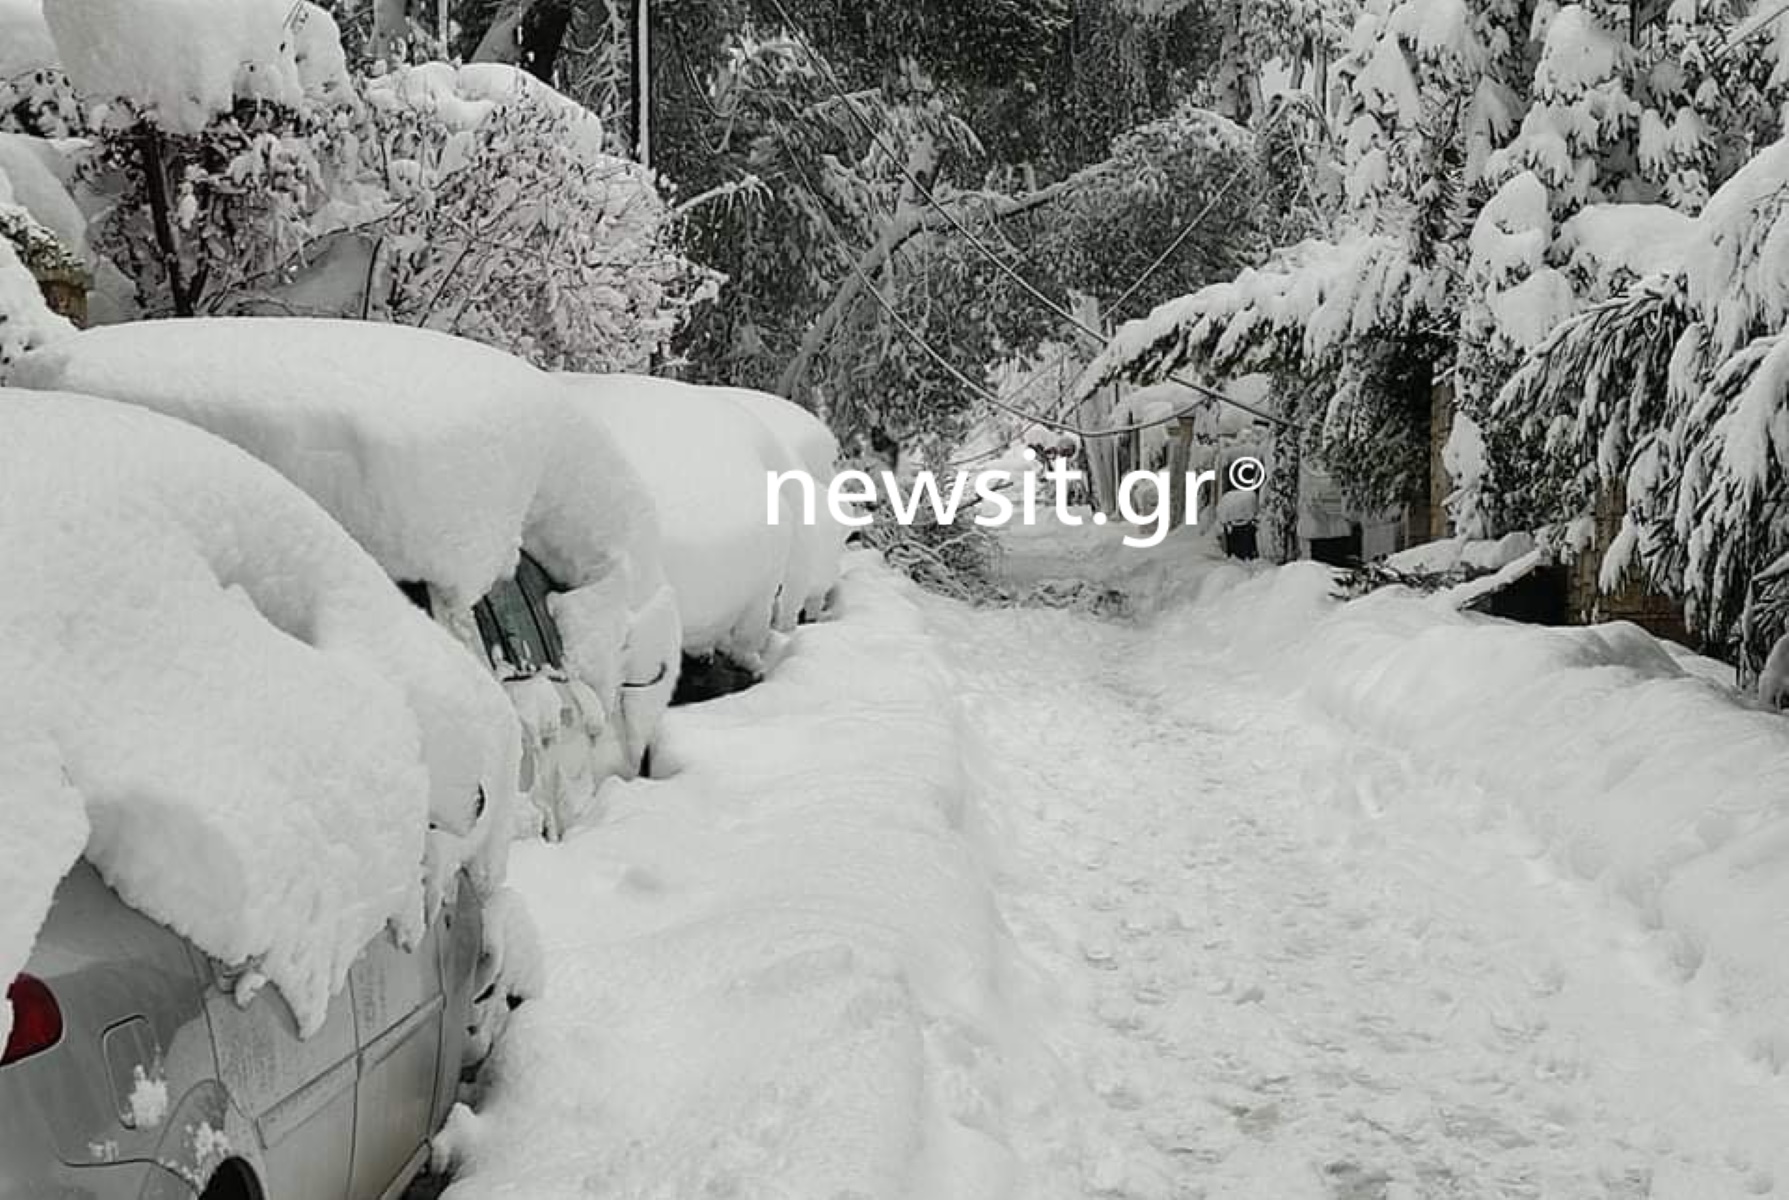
[1152, 559, 1789, 1070]
[436, 558, 1028, 1199]
[0, 390, 519, 1041]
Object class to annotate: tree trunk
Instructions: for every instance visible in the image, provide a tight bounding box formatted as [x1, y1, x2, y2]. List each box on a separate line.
[777, 179, 1078, 399]
[140, 126, 196, 317]
[371, 0, 410, 61]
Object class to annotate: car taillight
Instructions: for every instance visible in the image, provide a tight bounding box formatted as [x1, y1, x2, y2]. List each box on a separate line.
[2, 975, 62, 1066]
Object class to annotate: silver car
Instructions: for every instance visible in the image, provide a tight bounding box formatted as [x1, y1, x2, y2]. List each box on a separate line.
[1, 862, 488, 1200]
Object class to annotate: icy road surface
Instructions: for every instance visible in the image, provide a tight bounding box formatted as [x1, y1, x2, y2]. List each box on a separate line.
[448, 533, 1789, 1200]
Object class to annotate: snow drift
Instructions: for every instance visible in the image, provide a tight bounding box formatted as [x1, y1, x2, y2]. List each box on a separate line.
[1152, 560, 1789, 1072]
[0, 389, 519, 1042]
[434, 560, 1025, 1199]
[562, 374, 847, 662]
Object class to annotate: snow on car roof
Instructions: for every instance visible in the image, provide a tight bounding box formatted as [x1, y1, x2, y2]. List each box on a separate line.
[15, 317, 682, 763]
[16, 317, 572, 605]
[562, 374, 819, 662]
[0, 388, 519, 1041]
[696, 382, 847, 626]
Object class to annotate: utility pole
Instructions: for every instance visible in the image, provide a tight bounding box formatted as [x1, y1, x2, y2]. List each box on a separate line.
[633, 0, 651, 169]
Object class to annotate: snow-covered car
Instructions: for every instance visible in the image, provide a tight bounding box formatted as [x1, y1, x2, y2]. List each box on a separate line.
[15, 318, 682, 838]
[561, 374, 848, 698]
[0, 389, 522, 1200]
[4, 863, 484, 1200]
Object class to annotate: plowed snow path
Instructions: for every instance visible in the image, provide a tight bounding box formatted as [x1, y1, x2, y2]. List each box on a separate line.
[923, 595, 1789, 1199]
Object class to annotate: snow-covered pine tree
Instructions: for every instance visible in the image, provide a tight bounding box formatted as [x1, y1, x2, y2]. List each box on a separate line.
[1494, 121, 1789, 658]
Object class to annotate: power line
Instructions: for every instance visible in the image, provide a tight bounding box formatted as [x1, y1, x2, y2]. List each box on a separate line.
[781, 150, 1257, 442]
[762, 0, 1300, 431]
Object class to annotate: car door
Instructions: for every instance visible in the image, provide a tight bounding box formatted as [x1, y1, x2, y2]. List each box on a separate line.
[346, 907, 449, 1200]
[202, 962, 356, 1200]
[477, 555, 609, 838]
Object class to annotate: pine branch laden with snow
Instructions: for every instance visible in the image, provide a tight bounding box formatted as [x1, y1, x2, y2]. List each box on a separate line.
[1084, 235, 1444, 392]
[1074, 233, 1448, 513]
[1485, 127, 1789, 647]
[1674, 332, 1789, 640]
[1072, 0, 1789, 553]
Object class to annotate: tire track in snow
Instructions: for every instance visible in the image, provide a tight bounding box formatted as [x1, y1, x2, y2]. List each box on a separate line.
[922, 595, 1789, 1200]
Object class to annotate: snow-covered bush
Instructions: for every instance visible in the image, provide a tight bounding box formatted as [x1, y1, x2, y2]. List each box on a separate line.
[360, 62, 718, 371]
[0, 0, 79, 137]
[21, 3, 714, 370]
[0, 387, 520, 1039]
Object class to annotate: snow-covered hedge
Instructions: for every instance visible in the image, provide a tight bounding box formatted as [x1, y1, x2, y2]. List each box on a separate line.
[1168, 564, 1789, 1071]
[563, 374, 847, 664]
[0, 388, 520, 1041]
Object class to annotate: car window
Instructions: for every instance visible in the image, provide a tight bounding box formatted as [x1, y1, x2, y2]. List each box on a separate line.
[475, 553, 565, 677]
[478, 579, 552, 676]
[514, 552, 566, 665]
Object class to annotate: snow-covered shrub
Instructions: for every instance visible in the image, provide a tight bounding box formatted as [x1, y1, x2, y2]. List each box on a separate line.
[0, 387, 520, 1038]
[0, 0, 81, 140]
[861, 492, 1006, 605]
[25, 4, 715, 368]
[360, 62, 718, 372]
[32, 0, 363, 318]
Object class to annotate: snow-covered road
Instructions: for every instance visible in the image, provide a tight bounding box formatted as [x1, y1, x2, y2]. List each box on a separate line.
[449, 533, 1789, 1200]
[928, 541, 1789, 1198]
